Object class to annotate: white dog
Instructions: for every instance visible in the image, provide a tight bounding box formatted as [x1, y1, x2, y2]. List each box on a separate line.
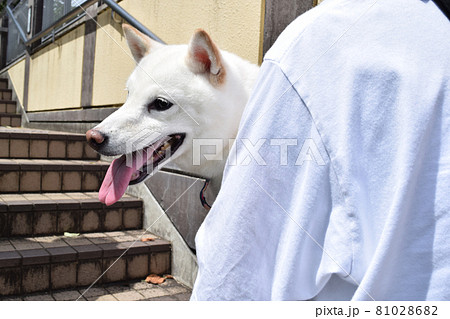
[86, 24, 259, 206]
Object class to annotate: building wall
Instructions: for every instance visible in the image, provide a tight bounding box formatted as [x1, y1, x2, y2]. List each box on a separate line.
[27, 25, 85, 111]
[91, 9, 134, 107]
[7, 0, 264, 111]
[92, 0, 264, 107]
[7, 58, 25, 106]
[123, 0, 264, 64]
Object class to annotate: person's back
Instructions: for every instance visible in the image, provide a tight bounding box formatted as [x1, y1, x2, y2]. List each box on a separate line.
[192, 0, 450, 300]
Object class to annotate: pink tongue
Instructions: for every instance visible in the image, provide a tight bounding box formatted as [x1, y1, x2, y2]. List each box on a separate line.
[99, 155, 136, 206]
[98, 142, 162, 206]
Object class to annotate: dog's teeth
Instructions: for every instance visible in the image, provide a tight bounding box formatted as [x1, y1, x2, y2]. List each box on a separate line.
[160, 142, 171, 151]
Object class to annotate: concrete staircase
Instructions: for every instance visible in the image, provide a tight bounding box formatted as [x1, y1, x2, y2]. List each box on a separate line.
[0, 79, 20, 127]
[0, 81, 171, 297]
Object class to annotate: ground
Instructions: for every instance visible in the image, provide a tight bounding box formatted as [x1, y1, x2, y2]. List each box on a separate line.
[0, 278, 192, 301]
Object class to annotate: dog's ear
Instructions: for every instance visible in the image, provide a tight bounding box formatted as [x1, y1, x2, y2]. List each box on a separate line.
[186, 29, 226, 87]
[122, 24, 164, 63]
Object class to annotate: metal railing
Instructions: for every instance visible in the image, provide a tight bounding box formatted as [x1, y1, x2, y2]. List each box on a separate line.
[102, 0, 163, 43]
[4, 1, 28, 63]
[2, 0, 164, 67]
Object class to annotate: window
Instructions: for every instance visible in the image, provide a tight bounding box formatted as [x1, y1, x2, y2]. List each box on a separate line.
[42, 0, 88, 30]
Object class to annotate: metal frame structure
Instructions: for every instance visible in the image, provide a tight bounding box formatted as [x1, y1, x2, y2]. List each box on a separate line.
[2, 0, 164, 67]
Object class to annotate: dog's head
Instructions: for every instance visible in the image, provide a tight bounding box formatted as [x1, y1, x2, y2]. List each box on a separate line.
[87, 25, 248, 205]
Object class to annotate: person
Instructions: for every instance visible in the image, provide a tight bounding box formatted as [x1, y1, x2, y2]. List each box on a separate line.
[190, 0, 450, 300]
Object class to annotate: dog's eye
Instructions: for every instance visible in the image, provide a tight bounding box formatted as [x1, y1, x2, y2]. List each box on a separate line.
[148, 98, 173, 112]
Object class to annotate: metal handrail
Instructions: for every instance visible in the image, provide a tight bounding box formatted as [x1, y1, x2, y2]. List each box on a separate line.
[5, 4, 27, 43]
[26, 0, 99, 46]
[5, 0, 165, 49]
[103, 0, 164, 43]
[2, 0, 165, 120]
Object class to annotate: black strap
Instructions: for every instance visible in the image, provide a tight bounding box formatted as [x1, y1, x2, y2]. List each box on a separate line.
[433, 0, 450, 20]
[200, 179, 212, 210]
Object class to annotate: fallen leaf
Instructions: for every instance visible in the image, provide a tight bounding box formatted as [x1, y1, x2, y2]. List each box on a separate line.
[164, 274, 174, 279]
[141, 237, 155, 242]
[64, 232, 80, 237]
[145, 274, 165, 285]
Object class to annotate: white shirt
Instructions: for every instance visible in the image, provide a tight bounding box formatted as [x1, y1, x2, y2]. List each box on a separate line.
[192, 0, 450, 300]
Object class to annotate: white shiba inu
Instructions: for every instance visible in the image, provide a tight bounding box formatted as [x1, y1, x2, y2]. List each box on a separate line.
[86, 24, 259, 206]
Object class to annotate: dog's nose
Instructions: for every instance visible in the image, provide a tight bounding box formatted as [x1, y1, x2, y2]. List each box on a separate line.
[86, 129, 107, 150]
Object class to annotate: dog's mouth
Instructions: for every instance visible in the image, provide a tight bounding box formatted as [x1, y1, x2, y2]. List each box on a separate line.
[99, 133, 186, 206]
[129, 133, 185, 185]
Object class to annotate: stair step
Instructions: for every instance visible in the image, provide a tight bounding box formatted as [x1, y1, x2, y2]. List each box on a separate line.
[0, 127, 99, 160]
[0, 101, 16, 114]
[0, 79, 7, 90]
[0, 193, 143, 237]
[0, 159, 109, 193]
[0, 113, 21, 127]
[0, 231, 171, 296]
[0, 90, 13, 101]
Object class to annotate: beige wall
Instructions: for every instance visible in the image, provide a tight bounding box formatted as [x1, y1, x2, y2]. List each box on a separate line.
[27, 25, 85, 111]
[8, 1, 264, 111]
[123, 0, 264, 63]
[92, 0, 264, 107]
[91, 9, 135, 107]
[7, 58, 25, 106]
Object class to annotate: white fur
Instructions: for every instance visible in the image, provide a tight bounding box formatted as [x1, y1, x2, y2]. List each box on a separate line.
[93, 27, 259, 195]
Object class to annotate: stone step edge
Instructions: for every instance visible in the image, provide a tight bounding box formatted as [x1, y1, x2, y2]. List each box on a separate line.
[0, 195, 142, 212]
[0, 159, 109, 171]
[0, 160, 109, 194]
[0, 113, 20, 117]
[0, 114, 22, 127]
[0, 194, 143, 237]
[0, 231, 171, 296]
[0, 130, 100, 160]
[0, 239, 171, 269]
[0, 107, 17, 115]
[0, 129, 89, 141]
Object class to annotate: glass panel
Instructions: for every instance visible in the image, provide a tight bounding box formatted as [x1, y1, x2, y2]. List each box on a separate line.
[6, 1, 28, 64]
[4, 0, 89, 66]
[43, 0, 66, 30]
[42, 0, 88, 30]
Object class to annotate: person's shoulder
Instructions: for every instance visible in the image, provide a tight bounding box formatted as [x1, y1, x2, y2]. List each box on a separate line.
[264, 0, 349, 63]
